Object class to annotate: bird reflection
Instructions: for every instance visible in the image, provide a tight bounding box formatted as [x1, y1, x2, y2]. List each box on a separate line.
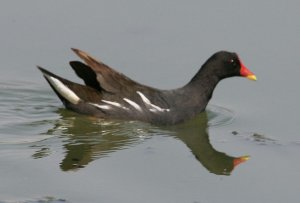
[164, 113, 249, 175]
[35, 109, 248, 175]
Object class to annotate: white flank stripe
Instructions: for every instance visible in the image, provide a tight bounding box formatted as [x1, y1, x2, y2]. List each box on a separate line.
[136, 91, 151, 105]
[136, 91, 170, 113]
[45, 75, 80, 104]
[102, 100, 129, 110]
[102, 100, 122, 107]
[89, 103, 111, 110]
[123, 98, 142, 112]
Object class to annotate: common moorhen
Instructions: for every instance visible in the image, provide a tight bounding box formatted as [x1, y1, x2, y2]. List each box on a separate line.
[38, 49, 256, 125]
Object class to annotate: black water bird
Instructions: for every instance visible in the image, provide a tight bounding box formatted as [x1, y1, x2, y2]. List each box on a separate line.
[38, 49, 256, 125]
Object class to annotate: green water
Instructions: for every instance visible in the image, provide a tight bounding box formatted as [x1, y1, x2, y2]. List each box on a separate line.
[1, 1, 300, 203]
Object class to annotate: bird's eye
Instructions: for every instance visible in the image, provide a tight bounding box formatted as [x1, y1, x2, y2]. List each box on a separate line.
[229, 59, 237, 67]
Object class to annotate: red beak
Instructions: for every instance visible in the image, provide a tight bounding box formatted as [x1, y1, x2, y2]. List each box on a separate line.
[239, 60, 257, 81]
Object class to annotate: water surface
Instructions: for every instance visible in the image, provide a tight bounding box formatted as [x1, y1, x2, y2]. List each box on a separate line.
[1, 1, 300, 202]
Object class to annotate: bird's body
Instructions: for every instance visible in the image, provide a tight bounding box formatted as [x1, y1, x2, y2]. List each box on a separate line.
[38, 49, 256, 125]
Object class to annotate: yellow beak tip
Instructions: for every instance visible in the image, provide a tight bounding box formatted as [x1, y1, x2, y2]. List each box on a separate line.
[246, 75, 257, 81]
[241, 155, 250, 161]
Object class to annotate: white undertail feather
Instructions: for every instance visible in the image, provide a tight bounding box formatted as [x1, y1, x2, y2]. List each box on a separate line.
[136, 91, 170, 112]
[123, 98, 142, 112]
[44, 75, 80, 104]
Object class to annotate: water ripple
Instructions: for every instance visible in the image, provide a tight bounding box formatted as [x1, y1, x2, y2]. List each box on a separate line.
[207, 104, 235, 127]
[0, 81, 59, 144]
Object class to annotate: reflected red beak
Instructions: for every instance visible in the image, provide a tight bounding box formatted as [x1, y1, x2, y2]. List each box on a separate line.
[240, 60, 257, 81]
[233, 155, 250, 167]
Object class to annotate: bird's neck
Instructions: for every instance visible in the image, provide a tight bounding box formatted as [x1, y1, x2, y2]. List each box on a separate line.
[187, 65, 221, 100]
[177, 64, 222, 115]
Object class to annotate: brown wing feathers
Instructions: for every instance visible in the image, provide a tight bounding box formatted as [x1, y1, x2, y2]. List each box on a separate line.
[70, 48, 147, 94]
